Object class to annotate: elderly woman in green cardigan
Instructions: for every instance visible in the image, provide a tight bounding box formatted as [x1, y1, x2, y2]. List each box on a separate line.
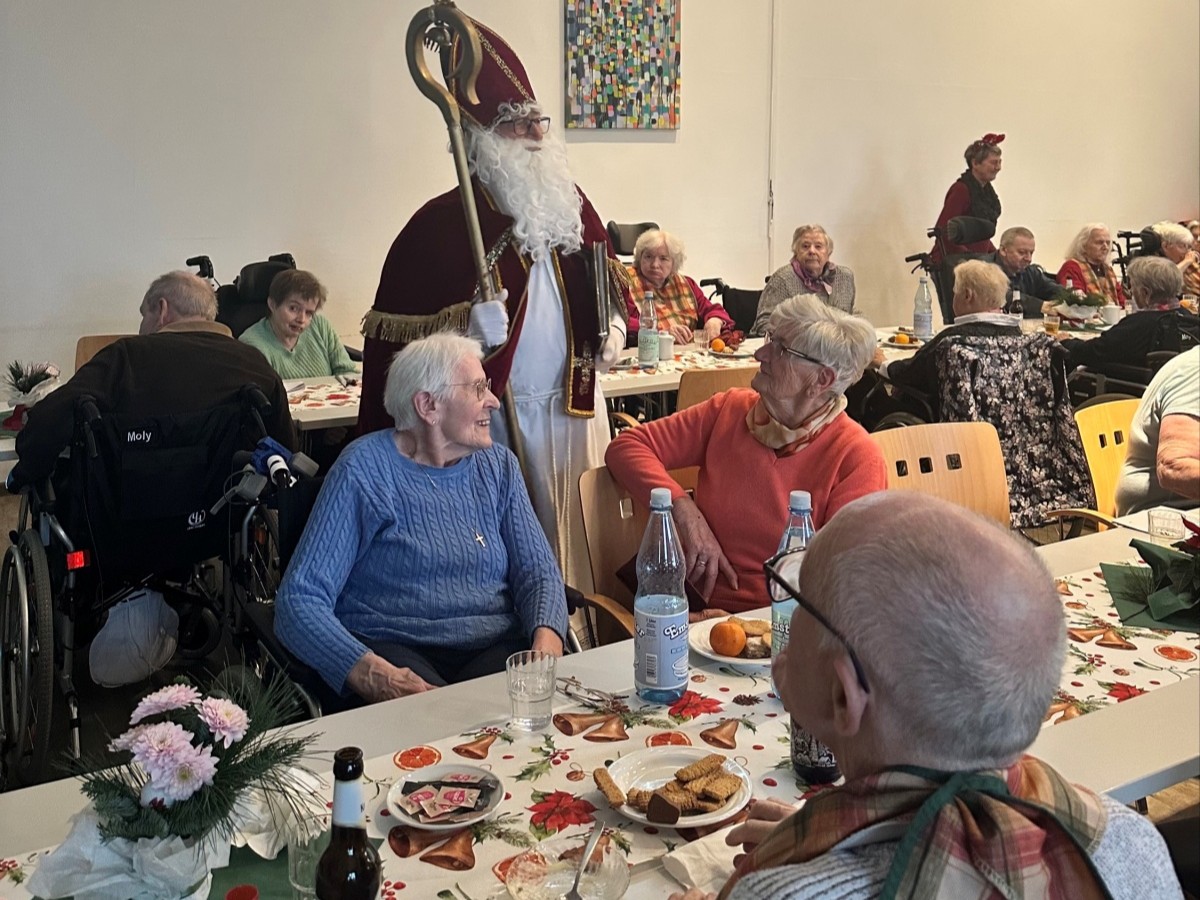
[240, 269, 358, 379]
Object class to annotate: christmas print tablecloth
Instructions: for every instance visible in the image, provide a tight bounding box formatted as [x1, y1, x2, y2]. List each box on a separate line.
[3, 563, 1197, 899]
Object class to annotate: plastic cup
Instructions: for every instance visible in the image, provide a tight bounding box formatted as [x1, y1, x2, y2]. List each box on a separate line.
[658, 332, 675, 360]
[287, 816, 331, 900]
[1044, 313, 1060, 335]
[506, 650, 556, 731]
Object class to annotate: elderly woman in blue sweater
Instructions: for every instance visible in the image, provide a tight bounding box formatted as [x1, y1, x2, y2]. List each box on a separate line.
[275, 332, 567, 703]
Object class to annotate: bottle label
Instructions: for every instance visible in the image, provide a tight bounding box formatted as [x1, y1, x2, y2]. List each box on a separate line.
[637, 329, 660, 367]
[330, 777, 366, 828]
[634, 604, 688, 689]
[771, 598, 796, 661]
[913, 310, 933, 339]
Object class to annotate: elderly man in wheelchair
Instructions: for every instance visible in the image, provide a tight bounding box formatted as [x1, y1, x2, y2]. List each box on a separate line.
[2, 271, 294, 788]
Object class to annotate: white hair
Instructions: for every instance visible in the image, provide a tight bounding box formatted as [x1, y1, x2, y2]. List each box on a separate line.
[465, 101, 583, 260]
[142, 271, 217, 321]
[1065, 223, 1111, 262]
[1151, 221, 1194, 249]
[767, 294, 876, 396]
[1128, 256, 1183, 307]
[632, 229, 686, 274]
[383, 332, 484, 431]
[952, 259, 1010, 314]
[790, 224, 834, 256]
[804, 493, 1066, 770]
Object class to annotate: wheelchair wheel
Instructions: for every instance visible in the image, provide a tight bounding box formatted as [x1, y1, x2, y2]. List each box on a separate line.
[872, 412, 928, 431]
[0, 530, 55, 788]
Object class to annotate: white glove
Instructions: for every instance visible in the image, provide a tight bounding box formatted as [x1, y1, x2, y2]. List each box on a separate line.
[467, 288, 509, 348]
[595, 325, 626, 374]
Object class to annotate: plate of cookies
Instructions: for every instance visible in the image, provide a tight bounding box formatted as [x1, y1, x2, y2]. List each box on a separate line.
[593, 749, 752, 828]
[689, 612, 773, 666]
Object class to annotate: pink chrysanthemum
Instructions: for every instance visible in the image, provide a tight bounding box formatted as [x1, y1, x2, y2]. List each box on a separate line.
[197, 697, 250, 748]
[130, 684, 202, 725]
[128, 722, 195, 781]
[108, 724, 148, 753]
[149, 742, 219, 803]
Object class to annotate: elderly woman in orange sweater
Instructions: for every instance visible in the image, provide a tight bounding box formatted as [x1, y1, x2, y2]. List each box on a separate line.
[606, 294, 886, 617]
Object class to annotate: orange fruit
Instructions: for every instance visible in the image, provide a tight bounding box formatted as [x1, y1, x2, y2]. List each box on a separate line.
[710, 338, 726, 353]
[893, 333, 910, 344]
[709, 621, 747, 657]
[394, 744, 442, 770]
[646, 731, 693, 747]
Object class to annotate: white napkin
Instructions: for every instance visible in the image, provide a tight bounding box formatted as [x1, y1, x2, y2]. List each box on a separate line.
[661, 824, 740, 894]
[230, 766, 326, 859]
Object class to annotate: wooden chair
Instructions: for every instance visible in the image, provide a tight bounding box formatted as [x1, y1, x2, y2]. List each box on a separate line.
[74, 334, 129, 371]
[578, 464, 698, 645]
[869, 422, 1011, 527]
[676, 366, 758, 411]
[1044, 398, 1141, 532]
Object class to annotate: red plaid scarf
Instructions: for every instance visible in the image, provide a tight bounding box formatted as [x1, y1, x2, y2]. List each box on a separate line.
[1074, 259, 1123, 307]
[718, 755, 1111, 900]
[625, 267, 698, 332]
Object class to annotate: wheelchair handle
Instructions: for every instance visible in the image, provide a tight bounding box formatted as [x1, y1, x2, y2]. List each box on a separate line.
[185, 255, 215, 280]
[240, 385, 272, 439]
[903, 253, 926, 263]
[76, 397, 102, 459]
[698, 278, 725, 289]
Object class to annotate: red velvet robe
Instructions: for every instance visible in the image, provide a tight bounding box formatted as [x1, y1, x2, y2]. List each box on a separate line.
[360, 178, 629, 435]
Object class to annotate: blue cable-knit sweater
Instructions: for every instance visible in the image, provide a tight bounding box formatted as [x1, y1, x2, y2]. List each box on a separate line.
[274, 430, 567, 694]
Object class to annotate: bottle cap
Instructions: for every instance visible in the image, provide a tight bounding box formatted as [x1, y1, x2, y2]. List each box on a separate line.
[788, 490, 812, 511]
[918, 276, 928, 283]
[649, 487, 673, 509]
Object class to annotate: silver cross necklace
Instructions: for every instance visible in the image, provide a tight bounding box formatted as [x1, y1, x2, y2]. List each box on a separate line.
[397, 430, 486, 548]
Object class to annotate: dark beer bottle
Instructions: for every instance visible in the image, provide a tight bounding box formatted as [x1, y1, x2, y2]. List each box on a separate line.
[316, 747, 381, 899]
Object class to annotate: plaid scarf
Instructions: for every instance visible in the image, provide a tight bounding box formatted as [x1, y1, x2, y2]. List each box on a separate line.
[1073, 259, 1123, 307]
[744, 396, 846, 456]
[717, 755, 1111, 900]
[791, 258, 836, 296]
[625, 267, 698, 332]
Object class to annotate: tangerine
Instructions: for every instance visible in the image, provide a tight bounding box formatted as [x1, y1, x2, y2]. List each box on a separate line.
[394, 744, 442, 770]
[710, 621, 747, 657]
[646, 731, 693, 748]
[892, 333, 910, 344]
[710, 338, 726, 353]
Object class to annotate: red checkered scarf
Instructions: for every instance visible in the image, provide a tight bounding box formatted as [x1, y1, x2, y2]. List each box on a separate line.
[625, 267, 698, 332]
[717, 755, 1111, 900]
[1073, 259, 1123, 307]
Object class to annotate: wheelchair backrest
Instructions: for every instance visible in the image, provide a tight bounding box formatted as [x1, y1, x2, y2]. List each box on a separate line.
[70, 388, 269, 583]
[216, 257, 296, 338]
[1150, 310, 1200, 355]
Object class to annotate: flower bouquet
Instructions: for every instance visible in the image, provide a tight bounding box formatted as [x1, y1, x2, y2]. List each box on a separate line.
[1101, 518, 1200, 633]
[27, 676, 320, 900]
[3, 360, 60, 432]
[1051, 290, 1109, 324]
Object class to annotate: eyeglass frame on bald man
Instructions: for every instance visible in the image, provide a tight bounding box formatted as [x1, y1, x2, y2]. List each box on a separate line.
[763, 547, 871, 694]
[494, 116, 551, 137]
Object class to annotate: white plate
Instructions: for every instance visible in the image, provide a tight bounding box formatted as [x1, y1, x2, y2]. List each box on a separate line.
[708, 348, 754, 359]
[689, 613, 772, 667]
[386, 764, 504, 832]
[606, 747, 752, 828]
[881, 337, 923, 350]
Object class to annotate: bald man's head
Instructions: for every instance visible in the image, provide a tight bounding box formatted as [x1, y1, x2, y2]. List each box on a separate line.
[798, 492, 1065, 770]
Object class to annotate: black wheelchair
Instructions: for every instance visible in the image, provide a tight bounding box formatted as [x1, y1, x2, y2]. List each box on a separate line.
[0, 386, 274, 788]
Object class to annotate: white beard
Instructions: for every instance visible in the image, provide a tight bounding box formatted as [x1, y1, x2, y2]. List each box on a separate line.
[466, 127, 584, 260]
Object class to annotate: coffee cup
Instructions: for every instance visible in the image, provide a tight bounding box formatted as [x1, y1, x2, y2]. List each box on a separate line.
[1100, 305, 1122, 325]
[658, 332, 674, 360]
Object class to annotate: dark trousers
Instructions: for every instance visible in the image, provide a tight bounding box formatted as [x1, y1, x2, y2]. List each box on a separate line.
[358, 631, 528, 687]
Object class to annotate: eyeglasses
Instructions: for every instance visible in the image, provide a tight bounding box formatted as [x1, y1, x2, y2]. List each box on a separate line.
[762, 329, 827, 367]
[763, 548, 870, 694]
[443, 377, 492, 401]
[496, 116, 551, 137]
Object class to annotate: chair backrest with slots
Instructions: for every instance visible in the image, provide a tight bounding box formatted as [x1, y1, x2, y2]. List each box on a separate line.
[1072, 398, 1140, 519]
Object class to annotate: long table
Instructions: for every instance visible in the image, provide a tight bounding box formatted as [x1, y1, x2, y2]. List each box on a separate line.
[0, 521, 1195, 897]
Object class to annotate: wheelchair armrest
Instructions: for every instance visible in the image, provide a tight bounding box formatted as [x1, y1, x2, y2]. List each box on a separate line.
[873, 371, 937, 422]
[241, 600, 348, 716]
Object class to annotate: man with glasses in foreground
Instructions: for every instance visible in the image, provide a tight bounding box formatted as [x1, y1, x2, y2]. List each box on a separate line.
[669, 492, 1179, 900]
[360, 12, 631, 591]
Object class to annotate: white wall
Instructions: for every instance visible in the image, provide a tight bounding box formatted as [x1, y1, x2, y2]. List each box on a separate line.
[770, 0, 1200, 325]
[1, 0, 1196, 377]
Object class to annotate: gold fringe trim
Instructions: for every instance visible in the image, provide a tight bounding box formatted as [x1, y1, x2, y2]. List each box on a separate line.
[360, 302, 472, 344]
[608, 258, 632, 324]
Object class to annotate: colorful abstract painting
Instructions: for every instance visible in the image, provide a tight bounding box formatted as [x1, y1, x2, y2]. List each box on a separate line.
[564, 0, 680, 129]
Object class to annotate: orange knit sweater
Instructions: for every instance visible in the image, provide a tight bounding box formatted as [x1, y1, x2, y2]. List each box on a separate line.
[605, 389, 888, 613]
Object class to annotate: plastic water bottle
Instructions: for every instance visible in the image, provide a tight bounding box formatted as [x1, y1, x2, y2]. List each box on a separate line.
[770, 491, 815, 692]
[638, 292, 660, 367]
[634, 487, 688, 703]
[913, 277, 934, 339]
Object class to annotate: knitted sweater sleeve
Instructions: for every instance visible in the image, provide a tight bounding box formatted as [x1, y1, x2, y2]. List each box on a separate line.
[822, 421, 888, 524]
[274, 450, 381, 694]
[315, 315, 358, 375]
[494, 449, 569, 641]
[753, 269, 795, 336]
